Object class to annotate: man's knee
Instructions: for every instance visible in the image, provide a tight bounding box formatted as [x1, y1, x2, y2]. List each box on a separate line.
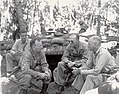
[48, 69, 52, 77]
[24, 74, 32, 81]
[19, 74, 32, 87]
[58, 61, 65, 67]
[58, 61, 68, 73]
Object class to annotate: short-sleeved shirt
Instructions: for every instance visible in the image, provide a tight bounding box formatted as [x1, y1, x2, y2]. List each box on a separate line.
[10, 39, 30, 54]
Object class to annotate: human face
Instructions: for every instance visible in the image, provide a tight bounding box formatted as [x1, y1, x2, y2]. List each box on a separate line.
[69, 34, 78, 44]
[20, 33, 27, 44]
[32, 40, 43, 54]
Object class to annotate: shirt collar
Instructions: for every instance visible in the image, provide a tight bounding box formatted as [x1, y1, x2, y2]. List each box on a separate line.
[20, 38, 29, 45]
[71, 41, 80, 48]
[95, 46, 101, 56]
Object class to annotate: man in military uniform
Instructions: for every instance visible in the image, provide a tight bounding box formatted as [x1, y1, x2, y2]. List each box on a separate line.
[14, 38, 51, 94]
[53, 33, 89, 94]
[6, 30, 30, 74]
[72, 36, 117, 94]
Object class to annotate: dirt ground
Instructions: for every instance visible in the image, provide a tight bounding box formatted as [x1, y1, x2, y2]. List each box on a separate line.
[1, 78, 79, 94]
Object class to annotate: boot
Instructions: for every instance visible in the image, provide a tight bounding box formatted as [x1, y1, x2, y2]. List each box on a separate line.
[40, 83, 48, 94]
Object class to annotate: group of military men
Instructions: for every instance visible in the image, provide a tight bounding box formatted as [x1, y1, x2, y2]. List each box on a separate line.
[5, 29, 117, 94]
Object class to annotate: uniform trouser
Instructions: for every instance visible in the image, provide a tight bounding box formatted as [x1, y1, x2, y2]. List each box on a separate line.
[72, 74, 103, 94]
[6, 53, 20, 72]
[53, 61, 70, 86]
[8, 73, 32, 94]
[15, 73, 32, 88]
[15, 69, 52, 89]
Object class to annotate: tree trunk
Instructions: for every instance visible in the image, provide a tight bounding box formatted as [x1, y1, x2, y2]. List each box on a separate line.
[13, 0, 27, 33]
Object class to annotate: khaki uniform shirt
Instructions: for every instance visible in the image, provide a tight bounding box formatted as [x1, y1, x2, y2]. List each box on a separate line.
[81, 47, 117, 75]
[19, 49, 49, 77]
[10, 39, 30, 54]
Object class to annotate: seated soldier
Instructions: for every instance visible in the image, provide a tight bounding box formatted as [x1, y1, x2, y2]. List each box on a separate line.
[13, 38, 51, 94]
[53, 33, 89, 94]
[72, 36, 117, 94]
[6, 30, 30, 75]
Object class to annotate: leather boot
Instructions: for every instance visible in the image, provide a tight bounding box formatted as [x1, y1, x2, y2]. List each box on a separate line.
[40, 83, 48, 94]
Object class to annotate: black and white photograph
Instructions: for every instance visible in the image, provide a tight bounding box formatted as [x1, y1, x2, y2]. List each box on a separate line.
[0, 0, 119, 94]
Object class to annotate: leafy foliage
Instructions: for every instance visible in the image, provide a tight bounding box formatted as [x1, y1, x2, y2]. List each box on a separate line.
[1, 0, 119, 40]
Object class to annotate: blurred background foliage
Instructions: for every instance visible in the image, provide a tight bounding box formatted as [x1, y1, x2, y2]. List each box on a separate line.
[0, 0, 119, 41]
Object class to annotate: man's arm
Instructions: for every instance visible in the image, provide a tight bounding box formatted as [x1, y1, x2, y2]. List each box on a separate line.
[20, 53, 45, 78]
[84, 51, 94, 68]
[80, 43, 89, 63]
[74, 43, 89, 67]
[81, 53, 109, 75]
[61, 44, 72, 63]
[39, 50, 49, 71]
[37, 50, 51, 79]
[10, 40, 19, 54]
[77, 51, 94, 70]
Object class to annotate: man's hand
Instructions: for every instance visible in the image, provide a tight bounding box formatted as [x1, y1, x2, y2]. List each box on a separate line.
[37, 72, 47, 79]
[45, 71, 51, 80]
[37, 72, 50, 80]
[72, 68, 81, 76]
[74, 60, 84, 67]
[68, 61, 75, 68]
